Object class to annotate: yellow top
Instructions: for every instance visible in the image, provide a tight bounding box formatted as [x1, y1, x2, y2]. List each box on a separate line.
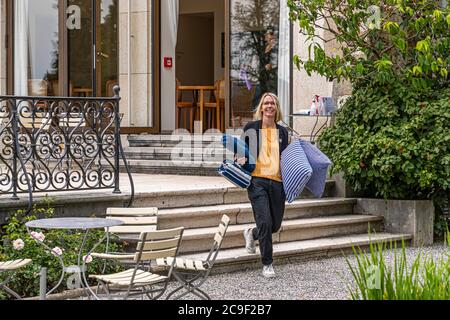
[252, 128, 282, 182]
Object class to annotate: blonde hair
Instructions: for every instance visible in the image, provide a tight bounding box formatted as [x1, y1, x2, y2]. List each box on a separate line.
[253, 92, 283, 123]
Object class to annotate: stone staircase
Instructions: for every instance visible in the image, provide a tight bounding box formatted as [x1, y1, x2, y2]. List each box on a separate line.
[157, 196, 411, 273]
[119, 134, 412, 273]
[117, 177, 411, 273]
[122, 134, 235, 176]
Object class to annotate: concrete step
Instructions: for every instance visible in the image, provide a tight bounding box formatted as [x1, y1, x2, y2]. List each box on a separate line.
[158, 198, 357, 229]
[180, 232, 412, 273]
[178, 215, 383, 253]
[123, 146, 233, 161]
[127, 134, 235, 148]
[125, 180, 336, 208]
[121, 159, 221, 176]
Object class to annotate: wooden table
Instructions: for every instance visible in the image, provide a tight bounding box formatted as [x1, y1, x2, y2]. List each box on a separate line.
[178, 85, 215, 133]
[72, 87, 93, 97]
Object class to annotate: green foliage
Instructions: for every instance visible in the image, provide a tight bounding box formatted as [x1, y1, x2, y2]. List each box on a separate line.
[288, 0, 450, 91]
[319, 82, 449, 200]
[345, 239, 450, 300]
[0, 201, 124, 299]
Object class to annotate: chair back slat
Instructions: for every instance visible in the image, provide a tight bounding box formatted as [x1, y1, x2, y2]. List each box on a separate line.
[137, 248, 178, 261]
[211, 215, 230, 254]
[218, 223, 227, 236]
[214, 233, 223, 245]
[139, 228, 183, 241]
[136, 238, 179, 251]
[134, 227, 184, 262]
[108, 216, 157, 225]
[108, 225, 157, 234]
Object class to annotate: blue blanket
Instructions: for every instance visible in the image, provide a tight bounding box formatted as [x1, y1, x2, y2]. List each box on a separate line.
[222, 135, 256, 173]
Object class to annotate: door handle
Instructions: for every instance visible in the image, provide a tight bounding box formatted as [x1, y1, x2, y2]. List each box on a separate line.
[97, 51, 109, 59]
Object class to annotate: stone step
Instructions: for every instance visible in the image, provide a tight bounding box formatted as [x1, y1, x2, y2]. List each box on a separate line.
[121, 159, 221, 176]
[127, 134, 235, 148]
[158, 198, 357, 229]
[123, 146, 233, 161]
[178, 215, 383, 253]
[180, 232, 412, 273]
[122, 179, 336, 208]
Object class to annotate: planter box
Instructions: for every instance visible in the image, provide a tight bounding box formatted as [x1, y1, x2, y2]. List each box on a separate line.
[354, 198, 434, 247]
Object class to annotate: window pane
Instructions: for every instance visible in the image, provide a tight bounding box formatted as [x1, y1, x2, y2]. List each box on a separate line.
[68, 0, 93, 97]
[229, 0, 280, 128]
[100, 0, 118, 97]
[14, 0, 59, 96]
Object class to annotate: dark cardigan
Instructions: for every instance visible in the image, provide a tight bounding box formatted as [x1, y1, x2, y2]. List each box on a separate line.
[239, 120, 289, 173]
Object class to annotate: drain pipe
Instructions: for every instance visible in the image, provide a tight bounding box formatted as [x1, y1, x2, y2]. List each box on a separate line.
[127, 0, 132, 126]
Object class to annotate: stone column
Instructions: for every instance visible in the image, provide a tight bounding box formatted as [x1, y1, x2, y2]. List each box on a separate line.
[119, 0, 152, 128]
[0, 0, 6, 95]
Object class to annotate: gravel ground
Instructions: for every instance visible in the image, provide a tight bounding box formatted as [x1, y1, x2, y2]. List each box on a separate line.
[182, 242, 449, 300]
[86, 241, 448, 300]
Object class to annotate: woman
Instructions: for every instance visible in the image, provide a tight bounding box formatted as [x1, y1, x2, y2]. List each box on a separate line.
[236, 92, 288, 278]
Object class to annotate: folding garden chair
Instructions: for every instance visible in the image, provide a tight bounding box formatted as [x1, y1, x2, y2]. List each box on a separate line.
[157, 215, 230, 300]
[0, 259, 32, 299]
[92, 207, 158, 271]
[89, 227, 184, 300]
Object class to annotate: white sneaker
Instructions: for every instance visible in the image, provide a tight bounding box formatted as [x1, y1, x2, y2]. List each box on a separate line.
[243, 227, 256, 254]
[262, 264, 276, 278]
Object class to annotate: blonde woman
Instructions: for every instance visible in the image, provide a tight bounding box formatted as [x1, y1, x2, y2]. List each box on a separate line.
[236, 92, 288, 278]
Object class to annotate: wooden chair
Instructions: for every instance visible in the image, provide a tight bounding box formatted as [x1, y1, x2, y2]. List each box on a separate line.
[199, 79, 225, 132]
[0, 259, 32, 299]
[157, 215, 230, 300]
[92, 207, 158, 270]
[105, 80, 119, 97]
[89, 227, 184, 300]
[176, 78, 196, 133]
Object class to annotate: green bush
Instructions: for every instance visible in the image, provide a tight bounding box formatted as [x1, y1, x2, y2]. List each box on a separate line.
[318, 84, 449, 200]
[345, 238, 450, 300]
[0, 202, 124, 299]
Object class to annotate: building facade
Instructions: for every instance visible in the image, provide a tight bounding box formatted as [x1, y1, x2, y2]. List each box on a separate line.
[0, 0, 350, 135]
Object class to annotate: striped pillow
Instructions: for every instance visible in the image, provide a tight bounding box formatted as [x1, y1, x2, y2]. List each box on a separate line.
[299, 140, 332, 198]
[281, 140, 313, 203]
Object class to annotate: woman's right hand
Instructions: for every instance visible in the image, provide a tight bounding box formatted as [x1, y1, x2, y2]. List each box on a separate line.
[233, 155, 247, 166]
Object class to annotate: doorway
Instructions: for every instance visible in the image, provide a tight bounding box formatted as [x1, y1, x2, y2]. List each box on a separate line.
[159, 0, 225, 133]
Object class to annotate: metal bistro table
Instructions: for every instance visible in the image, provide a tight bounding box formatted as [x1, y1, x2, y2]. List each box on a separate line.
[25, 218, 123, 299]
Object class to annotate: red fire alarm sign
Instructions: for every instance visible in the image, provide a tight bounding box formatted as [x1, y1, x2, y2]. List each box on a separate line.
[164, 57, 173, 68]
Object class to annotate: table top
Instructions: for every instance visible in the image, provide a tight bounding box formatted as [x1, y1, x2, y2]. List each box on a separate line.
[25, 218, 123, 230]
[178, 85, 215, 90]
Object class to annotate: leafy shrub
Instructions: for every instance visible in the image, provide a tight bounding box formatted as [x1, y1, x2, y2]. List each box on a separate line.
[0, 202, 124, 299]
[289, 0, 450, 234]
[318, 84, 449, 200]
[346, 239, 450, 300]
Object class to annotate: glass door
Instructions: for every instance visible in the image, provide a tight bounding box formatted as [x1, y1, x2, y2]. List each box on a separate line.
[229, 0, 280, 128]
[68, 0, 117, 97]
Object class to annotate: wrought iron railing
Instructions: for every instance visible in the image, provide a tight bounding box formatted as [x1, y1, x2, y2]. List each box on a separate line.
[0, 86, 134, 211]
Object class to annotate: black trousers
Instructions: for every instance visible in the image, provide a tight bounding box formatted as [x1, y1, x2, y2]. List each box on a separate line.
[247, 177, 286, 266]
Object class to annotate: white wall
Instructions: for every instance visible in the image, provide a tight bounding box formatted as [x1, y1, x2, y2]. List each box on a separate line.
[0, 0, 5, 95]
[160, 0, 177, 131]
[118, 0, 152, 128]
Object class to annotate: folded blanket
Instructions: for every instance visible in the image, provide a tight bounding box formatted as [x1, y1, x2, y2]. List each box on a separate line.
[222, 135, 256, 173]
